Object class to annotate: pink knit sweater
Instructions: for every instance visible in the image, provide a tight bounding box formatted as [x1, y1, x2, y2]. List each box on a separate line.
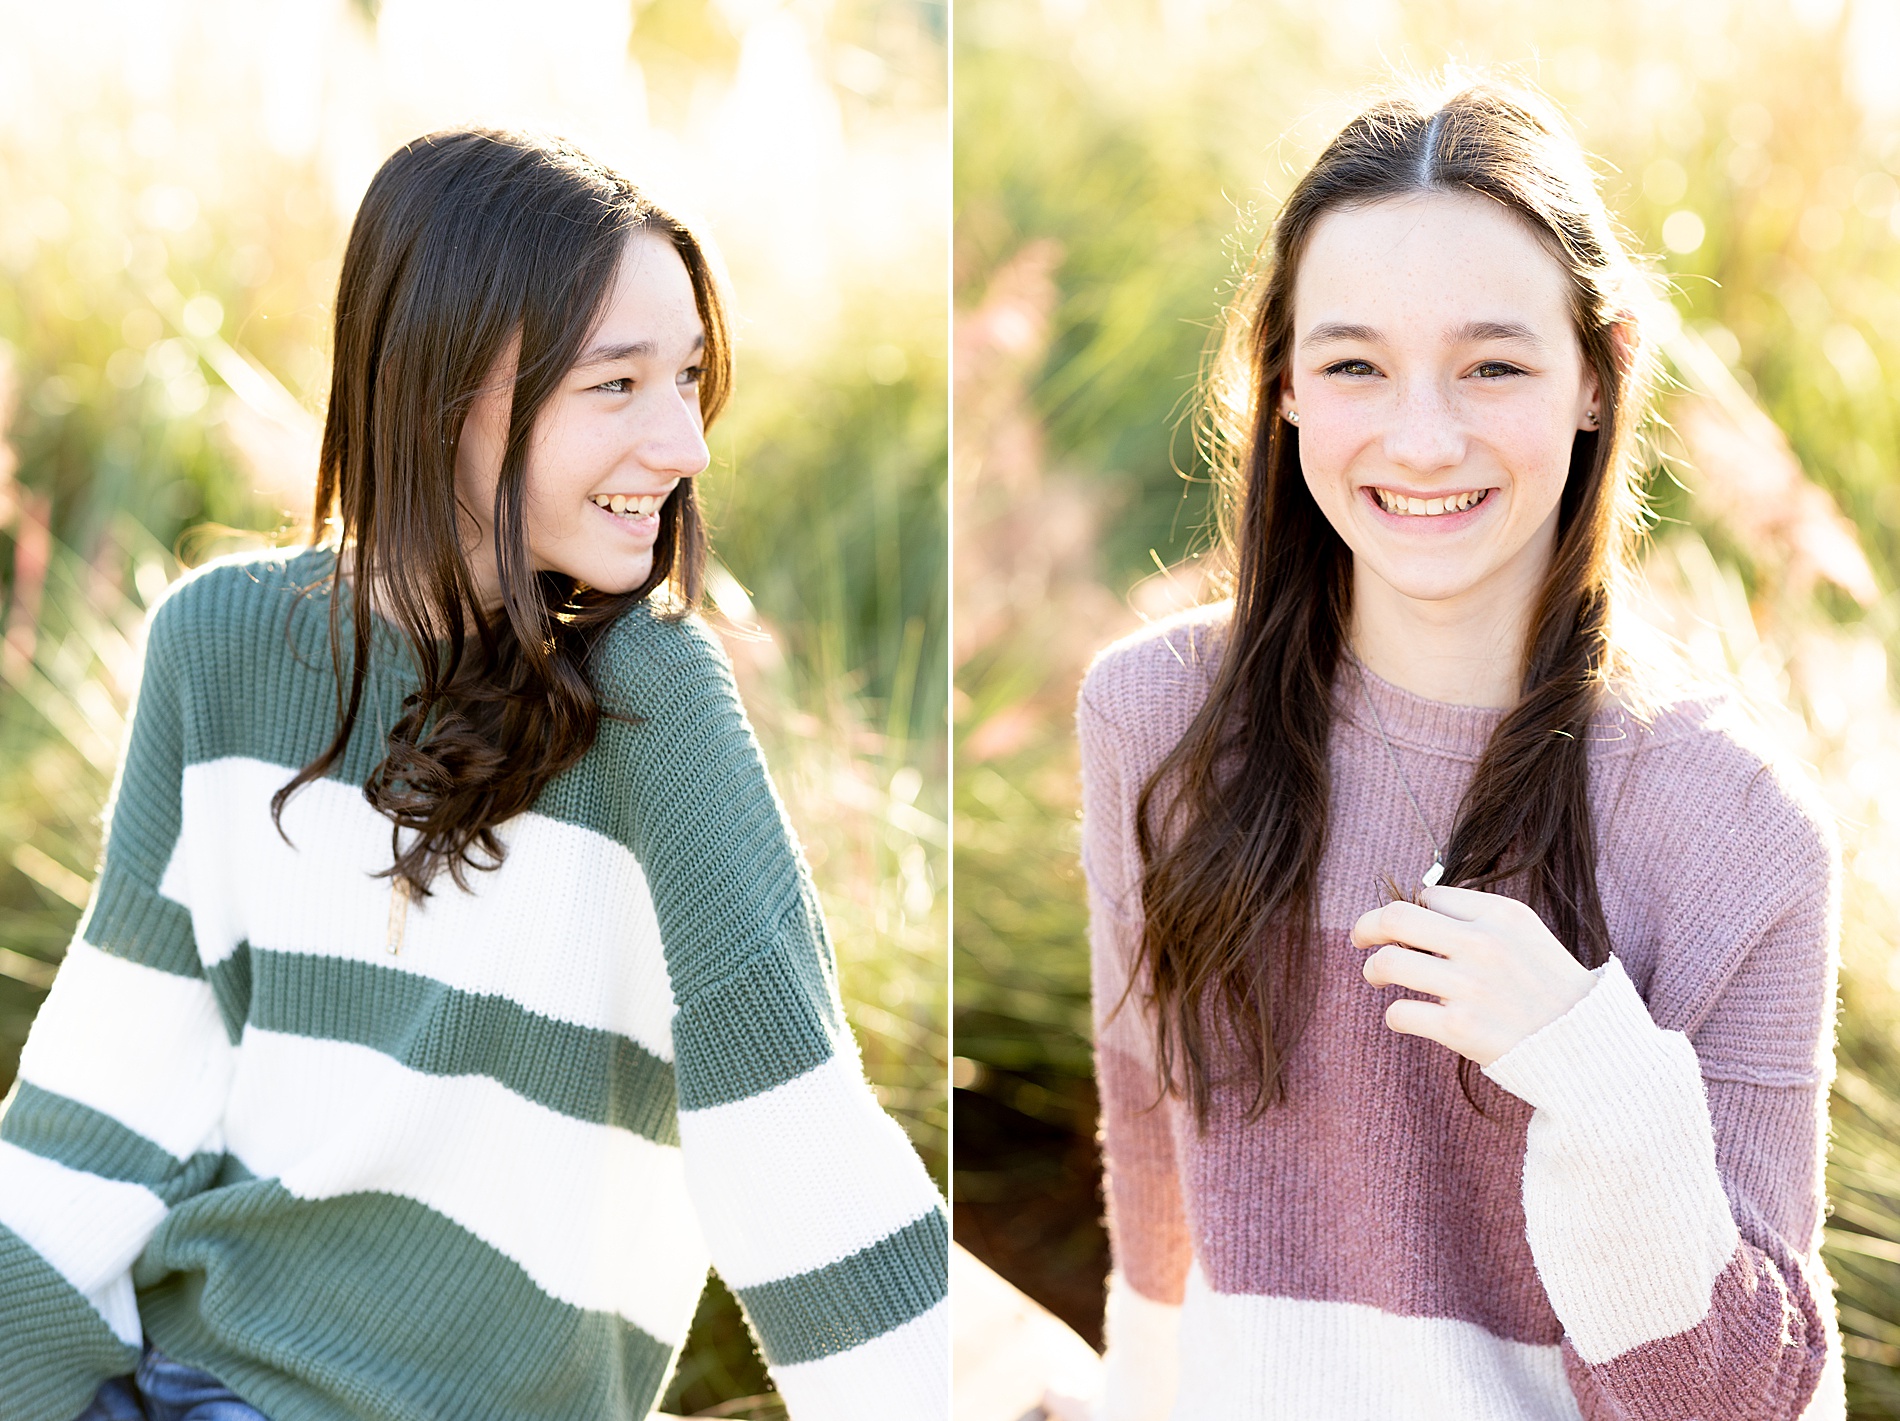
[1077, 603, 1843, 1421]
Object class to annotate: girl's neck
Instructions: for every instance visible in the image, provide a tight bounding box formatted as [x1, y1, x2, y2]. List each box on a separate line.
[1348, 570, 1533, 710]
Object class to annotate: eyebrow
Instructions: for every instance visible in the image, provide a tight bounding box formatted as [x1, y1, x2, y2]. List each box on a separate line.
[573, 331, 706, 369]
[1300, 319, 1548, 351]
[1300, 322, 1381, 350]
[1450, 320, 1547, 348]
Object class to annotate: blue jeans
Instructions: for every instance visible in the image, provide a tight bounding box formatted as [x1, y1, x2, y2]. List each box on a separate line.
[74, 1343, 268, 1421]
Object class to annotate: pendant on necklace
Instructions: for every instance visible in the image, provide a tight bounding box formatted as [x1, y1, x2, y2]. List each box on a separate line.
[386, 876, 412, 955]
[1422, 859, 1445, 889]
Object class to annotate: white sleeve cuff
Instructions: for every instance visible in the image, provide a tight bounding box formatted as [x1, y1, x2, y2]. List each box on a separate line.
[1481, 957, 1740, 1364]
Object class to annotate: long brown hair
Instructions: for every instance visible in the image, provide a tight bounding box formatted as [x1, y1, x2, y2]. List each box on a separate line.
[1135, 78, 1655, 1121]
[273, 128, 732, 896]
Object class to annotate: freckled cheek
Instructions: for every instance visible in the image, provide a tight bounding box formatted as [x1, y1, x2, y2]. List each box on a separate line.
[518, 476, 595, 556]
[1290, 388, 1381, 465]
[1295, 426, 1373, 509]
[1483, 408, 1579, 504]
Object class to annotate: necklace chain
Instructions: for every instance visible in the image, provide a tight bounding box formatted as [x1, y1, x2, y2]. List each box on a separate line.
[1349, 653, 1446, 889]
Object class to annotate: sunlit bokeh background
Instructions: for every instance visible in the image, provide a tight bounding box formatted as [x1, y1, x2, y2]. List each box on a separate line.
[0, 1, 945, 1415]
[954, 1, 1900, 1413]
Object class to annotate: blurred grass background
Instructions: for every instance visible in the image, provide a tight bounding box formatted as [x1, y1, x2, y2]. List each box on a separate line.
[953, 0, 1900, 1412]
[0, 1, 945, 1416]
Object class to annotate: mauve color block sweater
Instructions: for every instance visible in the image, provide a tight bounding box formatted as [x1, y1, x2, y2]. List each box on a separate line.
[1077, 604, 1844, 1421]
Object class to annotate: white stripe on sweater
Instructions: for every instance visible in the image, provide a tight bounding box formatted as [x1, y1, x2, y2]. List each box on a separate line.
[1098, 1271, 1180, 1421]
[166, 757, 676, 1061]
[771, 1295, 950, 1421]
[1481, 957, 1741, 1364]
[17, 939, 233, 1161]
[676, 1051, 946, 1288]
[1172, 1266, 1579, 1420]
[0, 1140, 163, 1344]
[223, 1028, 706, 1345]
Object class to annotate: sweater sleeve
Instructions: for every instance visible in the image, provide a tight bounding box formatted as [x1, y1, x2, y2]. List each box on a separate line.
[1077, 683, 1187, 1421]
[600, 614, 947, 1421]
[1480, 834, 1838, 1420]
[0, 598, 234, 1421]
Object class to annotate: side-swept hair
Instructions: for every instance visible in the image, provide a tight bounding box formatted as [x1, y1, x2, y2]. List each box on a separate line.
[274, 128, 733, 896]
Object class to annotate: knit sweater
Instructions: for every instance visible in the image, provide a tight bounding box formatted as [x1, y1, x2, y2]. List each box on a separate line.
[1078, 604, 1844, 1421]
[0, 546, 948, 1421]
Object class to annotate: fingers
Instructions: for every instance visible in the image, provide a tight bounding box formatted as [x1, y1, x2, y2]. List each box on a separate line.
[1350, 898, 1471, 956]
[1415, 883, 1496, 920]
[1362, 942, 1459, 999]
[1383, 995, 1448, 1042]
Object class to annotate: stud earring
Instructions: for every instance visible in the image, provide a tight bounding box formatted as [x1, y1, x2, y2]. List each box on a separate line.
[1285, 409, 1299, 425]
[1584, 409, 1600, 429]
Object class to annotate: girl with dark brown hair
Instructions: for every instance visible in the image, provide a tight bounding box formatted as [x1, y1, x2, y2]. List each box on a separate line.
[0, 129, 947, 1421]
[1059, 79, 1841, 1419]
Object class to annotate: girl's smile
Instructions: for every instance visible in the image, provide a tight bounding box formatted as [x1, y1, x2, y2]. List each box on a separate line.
[1364, 484, 1493, 520]
[586, 486, 677, 547]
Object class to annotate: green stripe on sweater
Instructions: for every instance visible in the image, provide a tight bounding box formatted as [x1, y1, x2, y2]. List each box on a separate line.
[1, 1083, 223, 1207]
[736, 1209, 948, 1366]
[0, 1222, 139, 1421]
[89, 614, 191, 951]
[136, 1181, 680, 1421]
[206, 940, 252, 1043]
[671, 900, 841, 1109]
[83, 865, 200, 982]
[243, 948, 679, 1145]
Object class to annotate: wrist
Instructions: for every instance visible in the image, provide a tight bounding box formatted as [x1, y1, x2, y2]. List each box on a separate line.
[1481, 957, 1685, 1120]
[1501, 957, 1599, 1065]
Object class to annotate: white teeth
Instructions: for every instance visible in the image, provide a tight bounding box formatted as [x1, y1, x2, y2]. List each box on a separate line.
[591, 493, 667, 518]
[1375, 488, 1486, 516]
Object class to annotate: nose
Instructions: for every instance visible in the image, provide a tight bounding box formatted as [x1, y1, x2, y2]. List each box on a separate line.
[642, 385, 711, 481]
[1382, 376, 1465, 477]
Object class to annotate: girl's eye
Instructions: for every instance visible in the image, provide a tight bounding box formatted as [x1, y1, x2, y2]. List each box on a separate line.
[677, 364, 702, 388]
[1323, 359, 1378, 378]
[1471, 361, 1526, 379]
[595, 377, 631, 394]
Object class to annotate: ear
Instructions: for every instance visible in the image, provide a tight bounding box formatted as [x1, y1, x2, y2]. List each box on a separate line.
[1277, 378, 1297, 423]
[1604, 311, 1641, 376]
[1576, 363, 1601, 432]
[1578, 314, 1639, 431]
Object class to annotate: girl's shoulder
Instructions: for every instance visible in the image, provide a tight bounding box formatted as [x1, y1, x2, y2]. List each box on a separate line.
[1076, 600, 1232, 781]
[144, 543, 333, 661]
[1079, 601, 1231, 726]
[589, 600, 739, 723]
[1591, 674, 1838, 898]
[1590, 675, 1839, 1055]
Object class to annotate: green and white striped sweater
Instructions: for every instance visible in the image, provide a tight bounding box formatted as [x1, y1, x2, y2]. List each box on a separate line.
[0, 546, 948, 1421]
